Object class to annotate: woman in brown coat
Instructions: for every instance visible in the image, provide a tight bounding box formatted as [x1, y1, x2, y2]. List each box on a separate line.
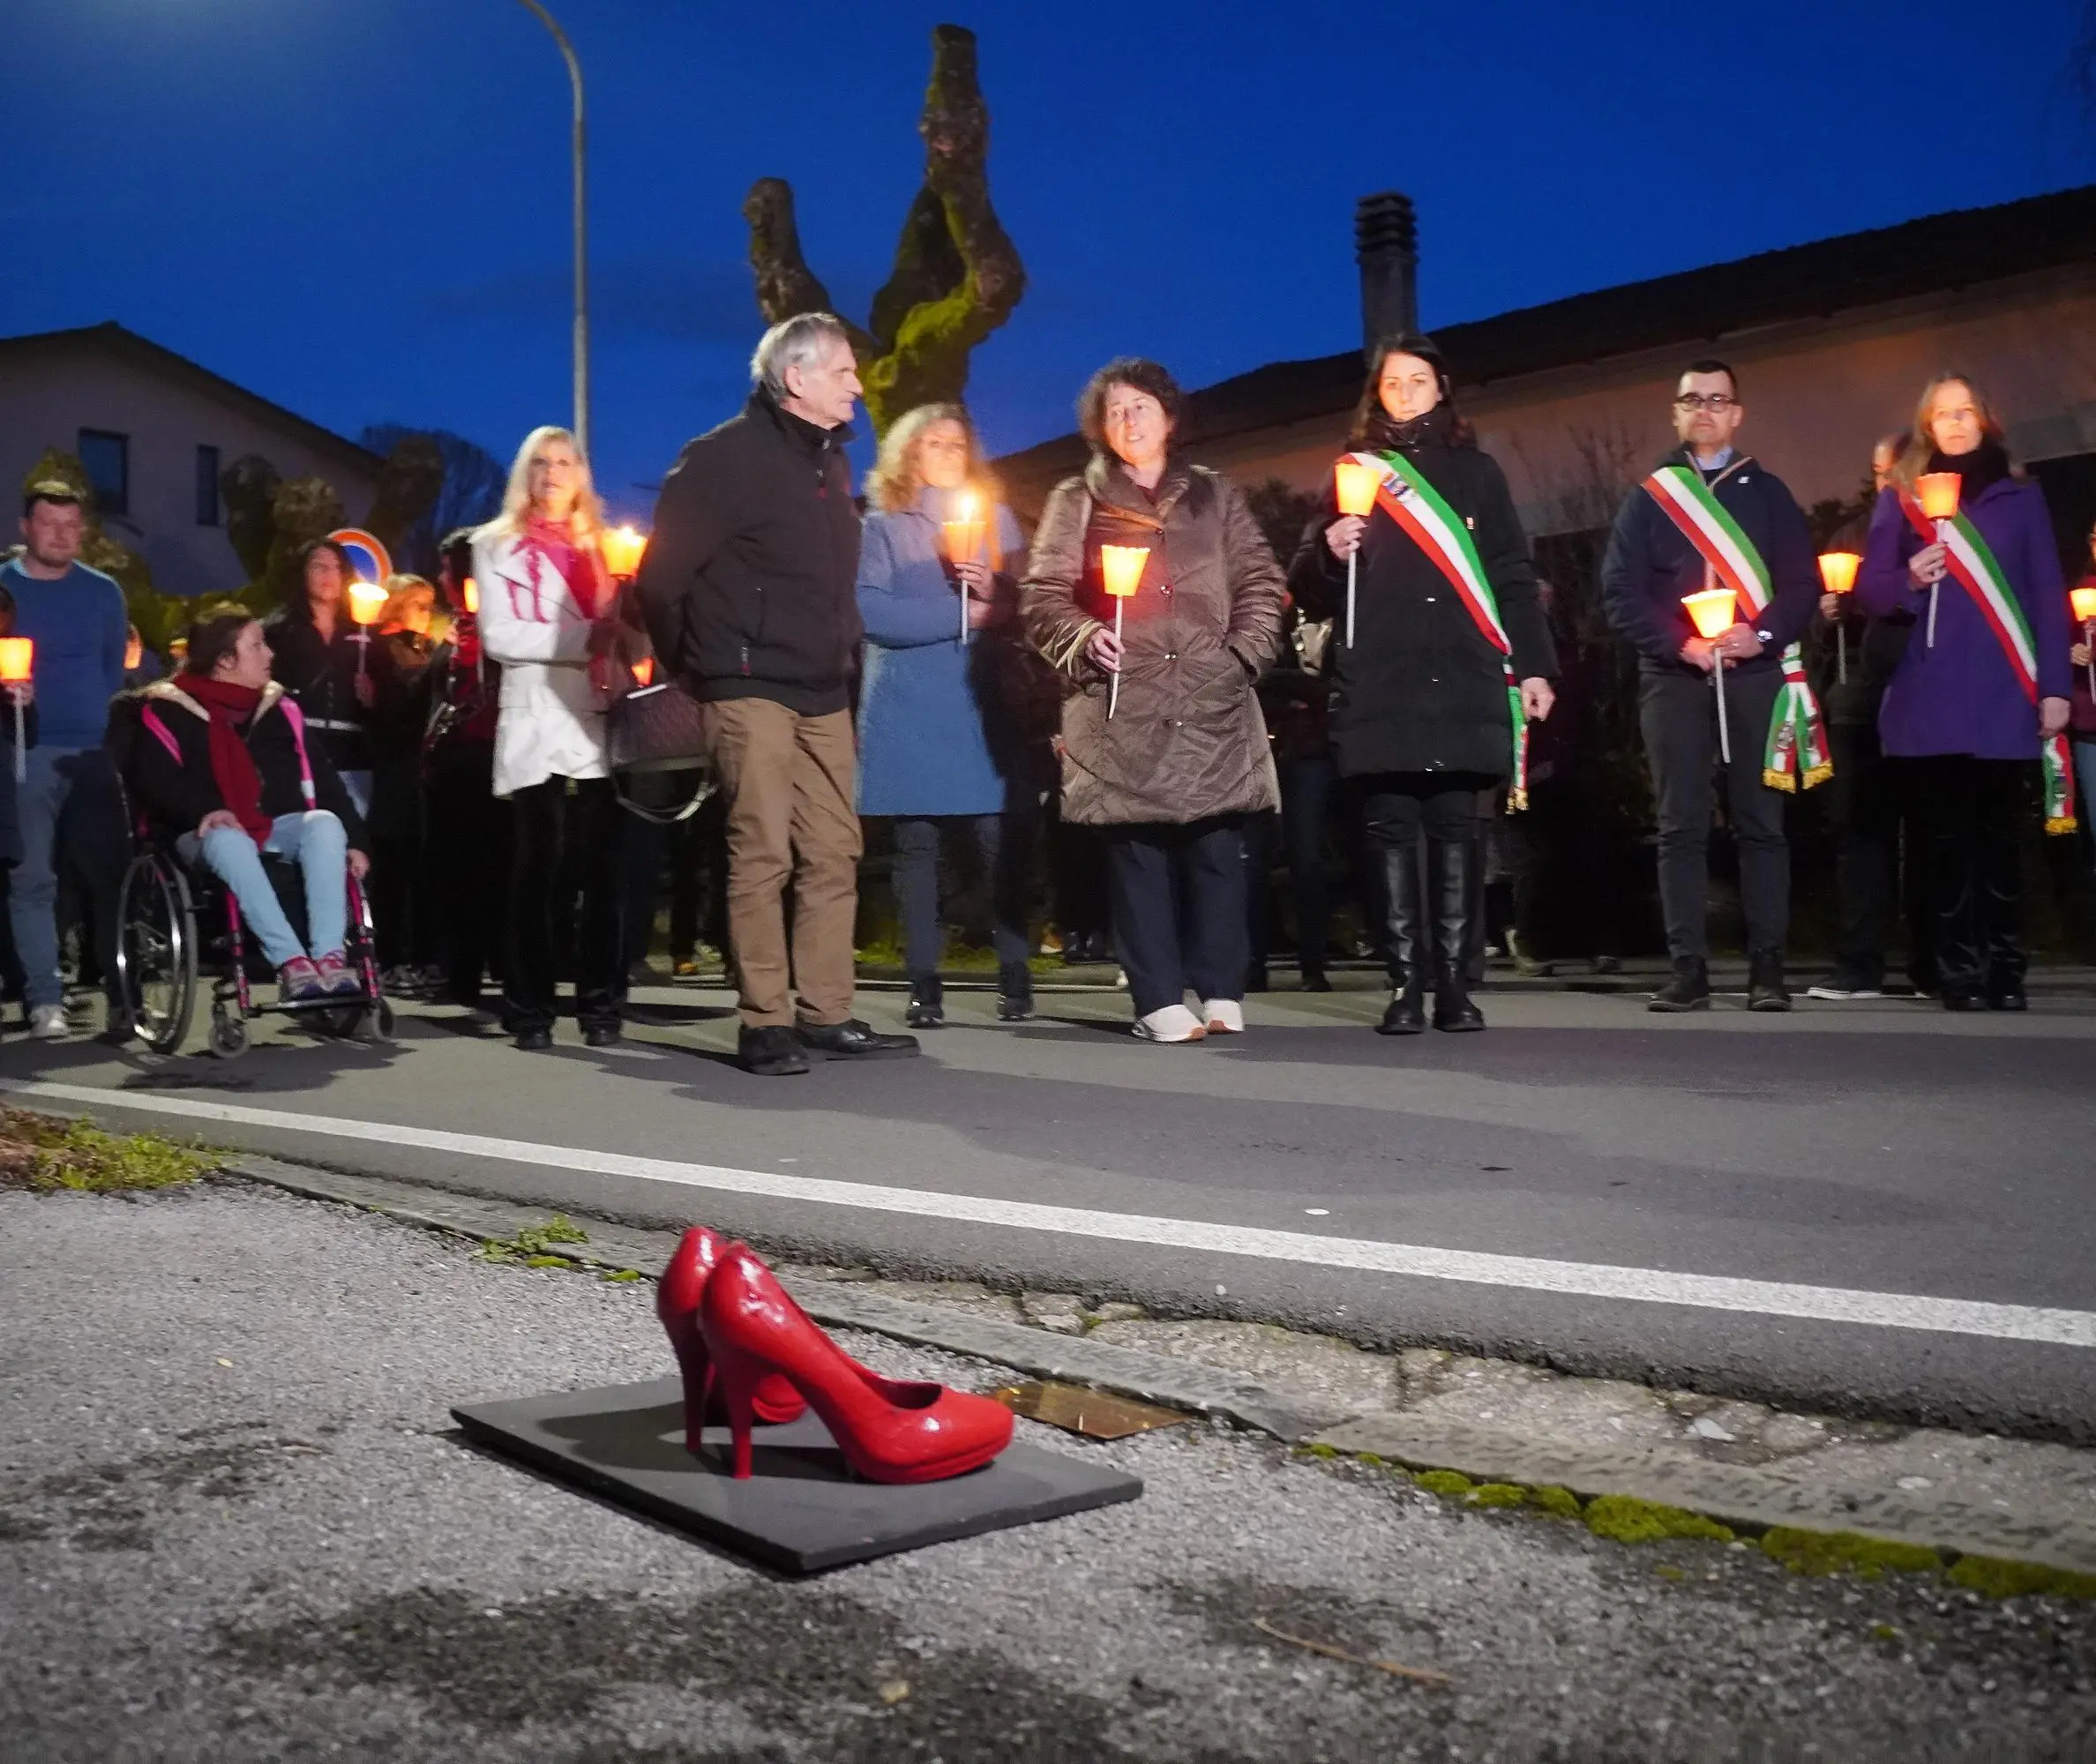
[1022, 357, 1286, 1042]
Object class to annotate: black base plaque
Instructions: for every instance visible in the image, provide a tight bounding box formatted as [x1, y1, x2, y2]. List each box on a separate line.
[452, 1375, 1143, 1574]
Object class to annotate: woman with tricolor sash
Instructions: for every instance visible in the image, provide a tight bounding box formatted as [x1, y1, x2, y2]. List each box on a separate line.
[1857, 374, 2074, 1013]
[1287, 333, 1556, 1035]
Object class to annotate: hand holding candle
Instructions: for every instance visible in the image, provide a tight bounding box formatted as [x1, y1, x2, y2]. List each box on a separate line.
[1915, 473, 1961, 648]
[348, 579, 386, 681]
[941, 493, 987, 644]
[0, 637, 32, 783]
[1333, 460, 1381, 648]
[2073, 584, 2096, 699]
[1682, 582, 1739, 764]
[1099, 544, 1149, 720]
[1818, 550, 1860, 685]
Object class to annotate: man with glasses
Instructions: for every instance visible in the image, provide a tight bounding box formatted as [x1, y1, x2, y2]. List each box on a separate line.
[1601, 361, 1821, 1011]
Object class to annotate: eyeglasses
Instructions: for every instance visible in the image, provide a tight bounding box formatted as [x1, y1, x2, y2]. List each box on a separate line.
[1673, 393, 1737, 412]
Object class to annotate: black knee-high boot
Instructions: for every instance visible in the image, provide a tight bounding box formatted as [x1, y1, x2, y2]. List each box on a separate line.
[1376, 844, 1426, 1035]
[1430, 834, 1486, 1032]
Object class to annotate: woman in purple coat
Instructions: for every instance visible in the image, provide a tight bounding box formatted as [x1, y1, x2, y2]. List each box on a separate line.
[1856, 374, 2072, 1012]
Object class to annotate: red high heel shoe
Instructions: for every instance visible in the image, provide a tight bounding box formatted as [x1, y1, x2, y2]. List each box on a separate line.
[700, 1242, 1014, 1484]
[656, 1226, 806, 1451]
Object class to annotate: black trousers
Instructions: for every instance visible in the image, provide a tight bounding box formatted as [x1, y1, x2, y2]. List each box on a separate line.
[1912, 754, 2026, 994]
[506, 775, 625, 1035]
[892, 811, 1033, 978]
[1510, 778, 1624, 963]
[1639, 667, 1789, 960]
[1357, 773, 1485, 982]
[424, 744, 513, 1005]
[1824, 721, 1933, 988]
[1104, 817, 1247, 1017]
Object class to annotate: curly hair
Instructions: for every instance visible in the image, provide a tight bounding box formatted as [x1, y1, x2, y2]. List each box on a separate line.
[1077, 357, 1185, 456]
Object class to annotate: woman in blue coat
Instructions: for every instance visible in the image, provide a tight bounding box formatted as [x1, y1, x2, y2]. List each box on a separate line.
[856, 404, 1033, 1027]
[1856, 374, 2072, 1012]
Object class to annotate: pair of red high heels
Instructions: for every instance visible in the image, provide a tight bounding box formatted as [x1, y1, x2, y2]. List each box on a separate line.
[655, 1227, 1013, 1484]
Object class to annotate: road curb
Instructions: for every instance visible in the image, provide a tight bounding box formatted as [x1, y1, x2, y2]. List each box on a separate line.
[223, 1154, 2096, 1587]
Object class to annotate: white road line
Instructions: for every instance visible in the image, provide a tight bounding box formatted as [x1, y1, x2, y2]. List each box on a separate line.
[8, 1076, 2092, 1349]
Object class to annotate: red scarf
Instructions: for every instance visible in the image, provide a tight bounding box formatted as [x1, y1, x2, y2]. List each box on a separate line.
[517, 516, 609, 623]
[183, 677, 272, 848]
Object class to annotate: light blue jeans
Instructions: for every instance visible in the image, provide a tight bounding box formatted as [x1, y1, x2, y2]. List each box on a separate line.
[178, 811, 348, 970]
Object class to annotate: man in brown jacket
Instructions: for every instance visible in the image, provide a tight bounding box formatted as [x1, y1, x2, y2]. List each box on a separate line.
[638, 314, 917, 1075]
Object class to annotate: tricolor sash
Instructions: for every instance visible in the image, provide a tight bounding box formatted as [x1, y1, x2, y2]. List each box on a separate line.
[1643, 465, 1832, 792]
[1351, 450, 1530, 810]
[1898, 492, 2077, 834]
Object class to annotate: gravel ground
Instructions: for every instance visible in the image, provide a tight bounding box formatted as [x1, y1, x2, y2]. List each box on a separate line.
[3, 1179, 2092, 1764]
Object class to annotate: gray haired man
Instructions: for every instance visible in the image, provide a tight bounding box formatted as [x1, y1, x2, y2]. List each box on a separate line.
[637, 313, 917, 1074]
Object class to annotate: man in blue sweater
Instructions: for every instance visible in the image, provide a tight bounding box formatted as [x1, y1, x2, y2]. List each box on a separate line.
[4, 483, 129, 1039]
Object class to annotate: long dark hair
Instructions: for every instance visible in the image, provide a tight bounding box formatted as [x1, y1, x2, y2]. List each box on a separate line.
[288, 538, 356, 624]
[1349, 332, 1475, 450]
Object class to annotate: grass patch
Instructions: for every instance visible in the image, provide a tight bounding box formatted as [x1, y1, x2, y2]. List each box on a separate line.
[854, 936, 1061, 978]
[1947, 1556, 2096, 1602]
[477, 1215, 590, 1264]
[0, 1108, 214, 1194]
[1583, 1494, 1734, 1545]
[1760, 1528, 1941, 1581]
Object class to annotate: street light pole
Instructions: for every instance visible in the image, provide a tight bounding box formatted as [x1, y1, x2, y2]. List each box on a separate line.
[513, 0, 588, 459]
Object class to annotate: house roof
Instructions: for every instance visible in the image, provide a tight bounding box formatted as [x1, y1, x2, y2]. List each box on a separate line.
[0, 321, 384, 476]
[996, 183, 2096, 506]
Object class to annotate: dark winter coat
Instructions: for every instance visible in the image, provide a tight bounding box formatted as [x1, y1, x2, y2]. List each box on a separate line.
[1854, 475, 2070, 760]
[127, 679, 369, 848]
[1288, 432, 1553, 781]
[263, 608, 389, 775]
[1022, 455, 1286, 826]
[635, 388, 862, 717]
[1599, 447, 1818, 677]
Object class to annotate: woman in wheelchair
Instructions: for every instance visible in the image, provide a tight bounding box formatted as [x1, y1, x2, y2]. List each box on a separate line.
[131, 609, 373, 1004]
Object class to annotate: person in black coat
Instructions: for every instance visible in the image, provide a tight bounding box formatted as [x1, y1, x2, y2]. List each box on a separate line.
[1289, 333, 1557, 1034]
[264, 537, 392, 820]
[1598, 359, 1818, 1013]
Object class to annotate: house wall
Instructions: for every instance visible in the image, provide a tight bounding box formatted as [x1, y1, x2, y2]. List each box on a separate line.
[0, 339, 383, 598]
[1185, 265, 2096, 539]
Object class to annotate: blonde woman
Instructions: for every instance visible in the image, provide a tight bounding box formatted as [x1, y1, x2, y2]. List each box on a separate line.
[473, 425, 629, 1050]
[856, 403, 1035, 1026]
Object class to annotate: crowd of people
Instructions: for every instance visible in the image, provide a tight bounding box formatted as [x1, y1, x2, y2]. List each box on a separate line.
[0, 316, 2090, 1066]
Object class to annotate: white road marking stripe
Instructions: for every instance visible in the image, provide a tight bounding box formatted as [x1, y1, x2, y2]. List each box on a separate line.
[9, 1077, 2092, 1349]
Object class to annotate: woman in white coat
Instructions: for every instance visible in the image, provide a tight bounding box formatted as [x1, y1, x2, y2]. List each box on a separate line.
[473, 425, 629, 1051]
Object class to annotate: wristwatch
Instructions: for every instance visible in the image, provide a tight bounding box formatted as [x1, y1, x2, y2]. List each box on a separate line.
[1755, 629, 1773, 647]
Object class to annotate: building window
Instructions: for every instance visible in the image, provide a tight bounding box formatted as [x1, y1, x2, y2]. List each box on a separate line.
[195, 445, 221, 527]
[78, 430, 129, 517]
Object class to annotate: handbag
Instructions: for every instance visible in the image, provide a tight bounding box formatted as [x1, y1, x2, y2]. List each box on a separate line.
[605, 678, 715, 824]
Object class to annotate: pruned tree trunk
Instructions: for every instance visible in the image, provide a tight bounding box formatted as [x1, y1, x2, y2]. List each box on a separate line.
[742, 23, 1024, 437]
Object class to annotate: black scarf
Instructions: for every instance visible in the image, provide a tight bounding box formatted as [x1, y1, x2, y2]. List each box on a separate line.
[1360, 402, 1452, 454]
[1925, 438, 2010, 500]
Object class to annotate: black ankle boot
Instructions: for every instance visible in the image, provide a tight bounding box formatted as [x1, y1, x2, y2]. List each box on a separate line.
[1429, 835, 1485, 1032]
[1649, 956, 1710, 1012]
[1747, 947, 1791, 1013]
[905, 974, 944, 1028]
[1374, 844, 1426, 1035]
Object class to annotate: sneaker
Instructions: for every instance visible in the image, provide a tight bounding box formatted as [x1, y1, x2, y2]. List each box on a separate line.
[1805, 968, 1883, 1001]
[672, 957, 700, 979]
[277, 957, 325, 1004]
[996, 960, 1034, 1022]
[905, 975, 944, 1029]
[1133, 1004, 1206, 1043]
[1202, 998, 1245, 1035]
[316, 952, 363, 997]
[27, 1003, 69, 1041]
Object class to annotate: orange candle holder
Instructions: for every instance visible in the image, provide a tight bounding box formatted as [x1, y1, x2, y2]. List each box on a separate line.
[1681, 586, 1738, 639]
[1333, 460, 1381, 519]
[1915, 473, 1962, 522]
[348, 579, 387, 628]
[631, 656, 655, 687]
[2070, 586, 2096, 625]
[461, 577, 479, 616]
[0, 637, 34, 684]
[1817, 552, 1860, 596]
[603, 524, 648, 579]
[1099, 545, 1149, 720]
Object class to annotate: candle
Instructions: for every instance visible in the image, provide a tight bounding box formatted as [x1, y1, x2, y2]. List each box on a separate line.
[1682, 582, 1738, 764]
[1819, 551, 1861, 686]
[0, 637, 30, 784]
[348, 579, 386, 627]
[1914, 474, 1961, 651]
[943, 494, 986, 645]
[461, 577, 479, 616]
[2074, 586, 2096, 699]
[602, 523, 648, 579]
[632, 656, 655, 687]
[1099, 544, 1149, 721]
[1333, 460, 1381, 648]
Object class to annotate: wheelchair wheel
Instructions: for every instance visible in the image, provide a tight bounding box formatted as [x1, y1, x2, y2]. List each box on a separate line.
[116, 852, 198, 1056]
[207, 1003, 249, 1061]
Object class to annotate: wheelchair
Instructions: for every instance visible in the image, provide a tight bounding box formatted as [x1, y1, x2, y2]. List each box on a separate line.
[113, 833, 392, 1059]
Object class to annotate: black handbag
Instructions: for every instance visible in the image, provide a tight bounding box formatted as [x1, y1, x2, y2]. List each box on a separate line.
[605, 680, 715, 824]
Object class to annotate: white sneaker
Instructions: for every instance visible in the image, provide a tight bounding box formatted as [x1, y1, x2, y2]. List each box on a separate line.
[1202, 998, 1245, 1034]
[1133, 1004, 1206, 1043]
[28, 1004, 69, 1041]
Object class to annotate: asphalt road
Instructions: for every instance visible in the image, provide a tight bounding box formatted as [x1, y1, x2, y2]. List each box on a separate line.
[6, 979, 2095, 1438]
[5, 1181, 2091, 1763]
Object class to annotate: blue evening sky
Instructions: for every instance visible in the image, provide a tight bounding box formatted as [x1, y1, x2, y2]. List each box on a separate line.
[8, 1, 2091, 524]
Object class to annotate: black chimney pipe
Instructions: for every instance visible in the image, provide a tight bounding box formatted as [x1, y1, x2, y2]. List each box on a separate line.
[1355, 191, 1419, 362]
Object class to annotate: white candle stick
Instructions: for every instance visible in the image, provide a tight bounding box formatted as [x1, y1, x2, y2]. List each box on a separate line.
[1108, 600, 1125, 720]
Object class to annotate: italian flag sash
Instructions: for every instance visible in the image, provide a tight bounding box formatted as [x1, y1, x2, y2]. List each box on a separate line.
[1643, 465, 1832, 791]
[1352, 450, 1530, 809]
[1897, 493, 2078, 834]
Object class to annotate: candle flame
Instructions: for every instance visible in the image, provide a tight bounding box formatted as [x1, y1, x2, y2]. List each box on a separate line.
[462, 578, 479, 615]
[632, 656, 655, 687]
[2071, 585, 2096, 624]
[1816, 551, 1861, 595]
[603, 523, 648, 578]
[348, 579, 387, 626]
[0, 637, 33, 684]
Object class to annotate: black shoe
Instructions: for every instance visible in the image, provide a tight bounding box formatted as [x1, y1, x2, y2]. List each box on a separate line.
[1591, 953, 1622, 975]
[905, 975, 944, 1029]
[796, 1018, 921, 1059]
[1378, 983, 1426, 1035]
[513, 1025, 554, 1051]
[1649, 957, 1710, 1013]
[1747, 948, 1792, 1013]
[1300, 968, 1332, 993]
[739, 1024, 812, 1075]
[584, 1022, 622, 1048]
[1985, 985, 2028, 1012]
[996, 961, 1034, 1022]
